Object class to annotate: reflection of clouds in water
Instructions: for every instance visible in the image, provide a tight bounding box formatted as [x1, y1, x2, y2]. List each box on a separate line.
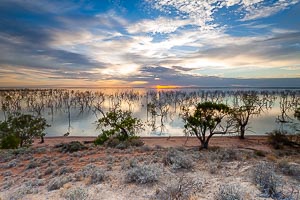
[0, 88, 298, 137]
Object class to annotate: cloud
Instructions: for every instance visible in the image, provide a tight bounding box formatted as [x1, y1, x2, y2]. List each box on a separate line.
[127, 17, 190, 34]
[0, 0, 299, 87]
[241, 0, 299, 21]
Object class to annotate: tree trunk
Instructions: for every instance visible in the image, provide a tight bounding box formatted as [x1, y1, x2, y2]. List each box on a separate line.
[40, 136, 44, 143]
[200, 140, 209, 149]
[240, 125, 245, 139]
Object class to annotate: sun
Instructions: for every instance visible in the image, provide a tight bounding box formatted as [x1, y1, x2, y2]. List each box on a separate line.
[155, 85, 181, 89]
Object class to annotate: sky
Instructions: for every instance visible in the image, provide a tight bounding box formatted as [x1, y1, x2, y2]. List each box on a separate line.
[0, 0, 300, 88]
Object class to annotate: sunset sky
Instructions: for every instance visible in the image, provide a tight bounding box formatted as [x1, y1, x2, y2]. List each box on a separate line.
[0, 0, 300, 88]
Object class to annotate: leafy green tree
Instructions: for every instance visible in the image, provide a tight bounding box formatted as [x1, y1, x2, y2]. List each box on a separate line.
[183, 102, 234, 149]
[0, 113, 49, 148]
[95, 108, 144, 145]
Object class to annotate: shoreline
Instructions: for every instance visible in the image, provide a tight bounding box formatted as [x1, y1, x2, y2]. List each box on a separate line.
[36, 135, 271, 152]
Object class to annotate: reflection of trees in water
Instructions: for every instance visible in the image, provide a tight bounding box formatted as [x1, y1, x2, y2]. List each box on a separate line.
[276, 91, 300, 133]
[0, 88, 299, 136]
[231, 92, 274, 139]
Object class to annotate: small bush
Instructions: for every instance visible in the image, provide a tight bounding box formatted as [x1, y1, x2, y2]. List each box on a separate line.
[254, 150, 266, 157]
[209, 148, 242, 162]
[121, 158, 138, 170]
[56, 159, 66, 166]
[126, 137, 144, 147]
[62, 187, 89, 200]
[55, 141, 87, 153]
[215, 184, 244, 200]
[125, 164, 160, 184]
[90, 168, 106, 184]
[0, 134, 20, 149]
[153, 176, 203, 200]
[268, 130, 297, 149]
[76, 164, 106, 184]
[278, 160, 300, 181]
[47, 176, 71, 191]
[5, 159, 17, 168]
[104, 137, 121, 148]
[54, 166, 74, 176]
[94, 133, 109, 145]
[163, 148, 194, 170]
[26, 160, 39, 170]
[44, 166, 55, 176]
[253, 162, 282, 198]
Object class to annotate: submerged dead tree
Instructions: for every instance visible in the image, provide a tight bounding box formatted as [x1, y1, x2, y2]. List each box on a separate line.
[231, 93, 265, 139]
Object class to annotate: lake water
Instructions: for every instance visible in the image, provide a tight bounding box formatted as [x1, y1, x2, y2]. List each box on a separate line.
[0, 88, 299, 137]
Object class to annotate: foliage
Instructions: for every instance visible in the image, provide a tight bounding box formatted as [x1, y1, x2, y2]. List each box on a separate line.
[215, 184, 244, 200]
[183, 102, 234, 149]
[278, 160, 300, 181]
[0, 134, 20, 149]
[75, 164, 107, 184]
[0, 113, 49, 148]
[62, 187, 89, 200]
[95, 108, 144, 145]
[268, 130, 300, 149]
[153, 176, 203, 200]
[231, 94, 264, 139]
[125, 164, 160, 184]
[54, 141, 87, 153]
[253, 162, 282, 198]
[47, 176, 71, 191]
[163, 148, 194, 170]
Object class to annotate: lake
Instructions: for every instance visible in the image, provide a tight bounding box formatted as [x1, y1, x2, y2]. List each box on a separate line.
[0, 87, 299, 137]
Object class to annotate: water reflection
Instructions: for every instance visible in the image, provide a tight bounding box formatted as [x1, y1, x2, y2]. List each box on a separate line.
[0, 88, 299, 137]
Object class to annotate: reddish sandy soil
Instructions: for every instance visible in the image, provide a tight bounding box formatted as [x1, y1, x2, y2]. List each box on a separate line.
[35, 135, 272, 152]
[1, 136, 299, 200]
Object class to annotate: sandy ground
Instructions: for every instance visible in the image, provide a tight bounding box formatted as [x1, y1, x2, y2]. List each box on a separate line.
[0, 136, 299, 200]
[35, 135, 272, 151]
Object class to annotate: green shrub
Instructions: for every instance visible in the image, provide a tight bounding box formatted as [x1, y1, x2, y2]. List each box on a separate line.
[94, 131, 110, 145]
[0, 113, 49, 148]
[0, 134, 20, 149]
[95, 108, 144, 145]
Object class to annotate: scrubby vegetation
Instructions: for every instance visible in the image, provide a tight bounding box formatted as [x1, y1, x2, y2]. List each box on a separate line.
[0, 142, 299, 200]
[163, 148, 194, 170]
[182, 102, 235, 149]
[0, 113, 49, 148]
[94, 107, 144, 146]
[253, 161, 282, 198]
[215, 184, 244, 200]
[125, 164, 161, 184]
[62, 187, 89, 200]
[153, 175, 203, 200]
[0, 89, 299, 199]
[268, 130, 300, 149]
[54, 141, 88, 153]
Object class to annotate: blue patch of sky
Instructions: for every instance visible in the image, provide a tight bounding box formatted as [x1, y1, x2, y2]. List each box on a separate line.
[171, 45, 198, 53]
